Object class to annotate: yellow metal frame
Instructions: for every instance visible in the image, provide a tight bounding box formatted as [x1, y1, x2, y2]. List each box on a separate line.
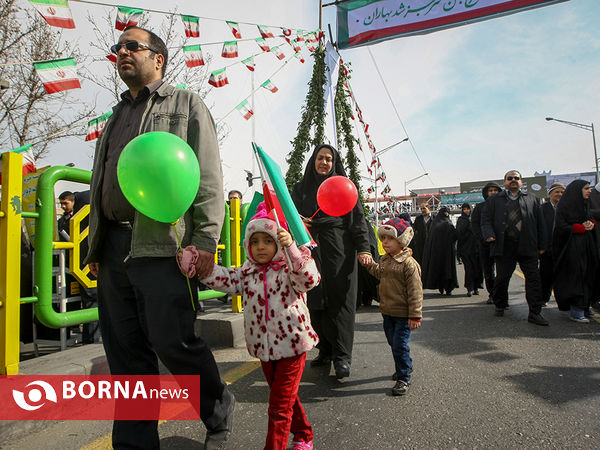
[0, 152, 23, 375]
[229, 198, 243, 313]
[67, 204, 96, 289]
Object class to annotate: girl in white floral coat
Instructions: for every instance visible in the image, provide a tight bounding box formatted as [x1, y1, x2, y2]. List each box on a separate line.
[196, 202, 320, 450]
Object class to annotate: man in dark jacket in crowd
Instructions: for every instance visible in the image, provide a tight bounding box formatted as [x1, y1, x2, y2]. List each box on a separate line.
[481, 170, 548, 326]
[412, 202, 432, 266]
[471, 182, 501, 303]
[539, 182, 565, 305]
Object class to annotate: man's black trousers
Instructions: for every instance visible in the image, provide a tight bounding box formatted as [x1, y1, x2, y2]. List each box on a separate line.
[97, 224, 232, 449]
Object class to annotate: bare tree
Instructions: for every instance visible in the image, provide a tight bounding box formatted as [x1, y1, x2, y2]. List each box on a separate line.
[82, 8, 229, 142]
[0, 1, 95, 160]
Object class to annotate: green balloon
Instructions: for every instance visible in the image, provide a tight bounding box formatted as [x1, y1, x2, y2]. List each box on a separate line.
[117, 131, 200, 223]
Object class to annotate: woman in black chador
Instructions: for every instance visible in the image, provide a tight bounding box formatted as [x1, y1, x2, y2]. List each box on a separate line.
[291, 144, 371, 379]
[422, 206, 458, 295]
[456, 203, 483, 297]
[552, 179, 599, 323]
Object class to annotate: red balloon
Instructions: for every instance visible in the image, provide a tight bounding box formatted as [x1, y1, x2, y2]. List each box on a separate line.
[317, 176, 358, 217]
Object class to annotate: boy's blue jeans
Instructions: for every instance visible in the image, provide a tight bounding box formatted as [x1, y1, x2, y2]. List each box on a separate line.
[382, 314, 412, 382]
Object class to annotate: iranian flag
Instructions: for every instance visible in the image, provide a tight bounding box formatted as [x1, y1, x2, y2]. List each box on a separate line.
[34, 58, 81, 94]
[181, 15, 200, 38]
[183, 44, 205, 67]
[221, 41, 238, 58]
[291, 40, 301, 52]
[295, 32, 305, 42]
[305, 40, 316, 52]
[0, 145, 36, 185]
[115, 6, 143, 31]
[235, 100, 253, 120]
[208, 68, 228, 88]
[226, 21, 241, 39]
[260, 79, 278, 93]
[271, 46, 285, 60]
[257, 25, 274, 38]
[293, 52, 305, 63]
[28, 0, 75, 29]
[255, 38, 270, 52]
[85, 111, 113, 142]
[242, 56, 255, 72]
[106, 54, 117, 63]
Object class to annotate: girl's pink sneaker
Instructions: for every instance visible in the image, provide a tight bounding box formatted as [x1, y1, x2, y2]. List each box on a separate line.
[291, 441, 313, 450]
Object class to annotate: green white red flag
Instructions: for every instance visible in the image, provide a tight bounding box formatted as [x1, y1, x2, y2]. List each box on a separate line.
[28, 0, 75, 29]
[183, 44, 205, 67]
[242, 56, 255, 71]
[181, 15, 200, 37]
[293, 52, 305, 63]
[290, 40, 301, 52]
[255, 38, 270, 52]
[226, 21, 241, 39]
[208, 68, 228, 88]
[260, 79, 278, 93]
[221, 41, 238, 58]
[115, 6, 143, 31]
[257, 25, 274, 38]
[235, 100, 253, 120]
[34, 58, 81, 94]
[85, 111, 113, 141]
[305, 41, 316, 52]
[271, 46, 285, 60]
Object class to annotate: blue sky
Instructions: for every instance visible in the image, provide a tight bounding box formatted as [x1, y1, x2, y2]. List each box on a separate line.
[38, 0, 600, 197]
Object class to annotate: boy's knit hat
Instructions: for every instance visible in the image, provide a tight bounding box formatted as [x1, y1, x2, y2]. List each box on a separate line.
[378, 217, 414, 248]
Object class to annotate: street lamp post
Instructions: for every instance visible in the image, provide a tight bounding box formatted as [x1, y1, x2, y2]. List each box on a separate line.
[404, 172, 429, 197]
[546, 117, 598, 184]
[372, 137, 409, 226]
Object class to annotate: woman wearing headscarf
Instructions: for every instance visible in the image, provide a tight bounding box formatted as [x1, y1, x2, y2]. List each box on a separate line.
[456, 203, 483, 297]
[291, 144, 372, 378]
[552, 180, 599, 323]
[421, 206, 458, 295]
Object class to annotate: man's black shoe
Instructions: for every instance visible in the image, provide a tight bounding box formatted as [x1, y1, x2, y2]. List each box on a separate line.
[466, 290, 472, 297]
[473, 289, 479, 295]
[310, 353, 331, 367]
[334, 362, 350, 379]
[494, 308, 504, 317]
[204, 393, 235, 450]
[391, 380, 410, 396]
[528, 312, 549, 326]
[486, 297, 494, 304]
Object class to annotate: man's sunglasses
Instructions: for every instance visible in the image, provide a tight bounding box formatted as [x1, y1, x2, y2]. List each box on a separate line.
[110, 40, 158, 55]
[506, 176, 521, 181]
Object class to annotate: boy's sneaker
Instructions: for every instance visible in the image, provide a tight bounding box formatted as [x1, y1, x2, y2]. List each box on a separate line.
[391, 380, 410, 396]
[584, 309, 598, 318]
[291, 441, 313, 450]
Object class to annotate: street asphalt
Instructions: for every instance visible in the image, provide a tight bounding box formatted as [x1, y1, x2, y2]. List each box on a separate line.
[2, 264, 599, 449]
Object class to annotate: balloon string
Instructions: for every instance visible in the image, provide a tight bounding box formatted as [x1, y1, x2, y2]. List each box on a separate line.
[172, 220, 196, 312]
[309, 207, 321, 221]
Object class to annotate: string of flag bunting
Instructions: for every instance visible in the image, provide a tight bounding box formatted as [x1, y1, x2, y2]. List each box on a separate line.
[341, 63, 398, 216]
[9, 0, 321, 145]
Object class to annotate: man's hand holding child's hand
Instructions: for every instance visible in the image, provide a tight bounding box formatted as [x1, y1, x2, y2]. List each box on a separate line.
[277, 228, 293, 248]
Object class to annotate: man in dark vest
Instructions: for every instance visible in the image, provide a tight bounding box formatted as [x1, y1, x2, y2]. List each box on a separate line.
[481, 170, 548, 326]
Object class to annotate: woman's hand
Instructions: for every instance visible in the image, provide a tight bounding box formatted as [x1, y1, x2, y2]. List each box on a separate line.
[277, 228, 293, 248]
[357, 253, 373, 266]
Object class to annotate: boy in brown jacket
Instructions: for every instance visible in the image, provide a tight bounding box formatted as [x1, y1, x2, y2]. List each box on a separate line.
[361, 218, 423, 396]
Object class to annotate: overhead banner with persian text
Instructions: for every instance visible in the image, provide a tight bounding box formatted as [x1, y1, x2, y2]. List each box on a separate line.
[336, 0, 569, 49]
